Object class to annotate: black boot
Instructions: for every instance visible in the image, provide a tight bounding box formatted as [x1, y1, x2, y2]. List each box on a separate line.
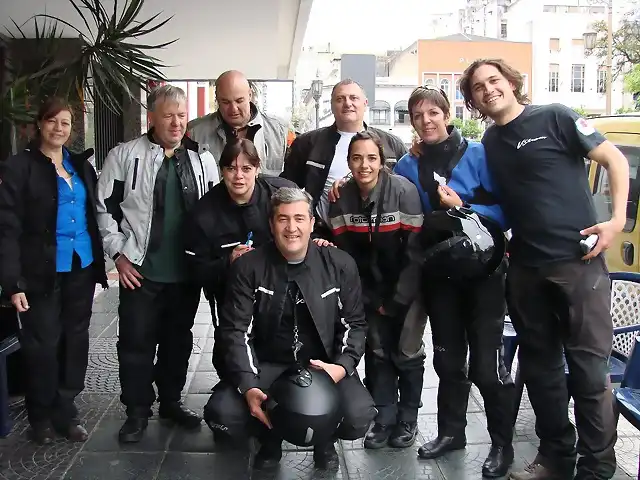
[482, 444, 514, 478]
[29, 421, 55, 445]
[417, 435, 466, 459]
[364, 423, 394, 449]
[159, 402, 202, 429]
[254, 439, 282, 470]
[313, 442, 339, 469]
[118, 417, 149, 444]
[388, 421, 417, 448]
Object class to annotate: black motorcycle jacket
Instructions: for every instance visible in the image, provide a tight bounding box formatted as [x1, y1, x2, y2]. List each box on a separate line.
[218, 241, 367, 394]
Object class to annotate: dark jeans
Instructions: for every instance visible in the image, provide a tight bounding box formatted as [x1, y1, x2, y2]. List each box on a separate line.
[18, 261, 95, 426]
[423, 269, 515, 447]
[203, 362, 376, 442]
[365, 309, 425, 425]
[507, 257, 616, 479]
[117, 279, 201, 417]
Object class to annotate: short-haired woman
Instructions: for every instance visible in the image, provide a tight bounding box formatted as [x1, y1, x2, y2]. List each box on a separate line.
[394, 86, 513, 478]
[0, 97, 107, 444]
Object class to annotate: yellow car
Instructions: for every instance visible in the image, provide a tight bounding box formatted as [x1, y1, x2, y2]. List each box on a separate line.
[588, 114, 640, 272]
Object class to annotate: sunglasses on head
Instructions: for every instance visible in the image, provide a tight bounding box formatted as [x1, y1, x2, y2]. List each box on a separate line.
[417, 84, 450, 103]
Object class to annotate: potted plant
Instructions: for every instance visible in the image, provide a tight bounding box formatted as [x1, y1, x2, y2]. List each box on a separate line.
[1, 0, 176, 155]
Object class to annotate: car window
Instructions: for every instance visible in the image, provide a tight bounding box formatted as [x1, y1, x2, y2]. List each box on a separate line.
[593, 144, 640, 233]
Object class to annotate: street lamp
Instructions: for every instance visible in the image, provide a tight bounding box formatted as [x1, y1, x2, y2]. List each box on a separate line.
[583, 0, 613, 115]
[311, 79, 323, 129]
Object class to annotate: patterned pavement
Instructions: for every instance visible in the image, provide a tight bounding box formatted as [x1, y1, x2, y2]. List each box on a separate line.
[0, 285, 638, 479]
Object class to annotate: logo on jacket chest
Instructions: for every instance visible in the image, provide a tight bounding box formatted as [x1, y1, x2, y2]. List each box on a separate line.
[349, 213, 396, 224]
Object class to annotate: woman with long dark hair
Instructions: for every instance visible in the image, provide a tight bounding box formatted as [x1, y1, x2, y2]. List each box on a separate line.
[0, 97, 107, 444]
[327, 131, 425, 450]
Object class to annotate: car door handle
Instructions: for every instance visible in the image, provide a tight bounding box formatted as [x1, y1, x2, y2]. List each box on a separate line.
[622, 241, 634, 266]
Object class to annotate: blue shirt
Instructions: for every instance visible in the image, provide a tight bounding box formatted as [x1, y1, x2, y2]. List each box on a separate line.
[56, 150, 94, 272]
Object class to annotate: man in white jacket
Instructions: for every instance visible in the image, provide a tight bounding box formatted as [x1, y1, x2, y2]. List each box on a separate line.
[96, 85, 219, 443]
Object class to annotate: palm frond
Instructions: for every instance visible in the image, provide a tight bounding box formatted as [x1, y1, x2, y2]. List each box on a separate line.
[2, 0, 176, 125]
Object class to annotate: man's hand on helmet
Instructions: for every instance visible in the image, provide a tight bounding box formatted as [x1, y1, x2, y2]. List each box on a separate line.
[309, 359, 346, 383]
[244, 388, 272, 428]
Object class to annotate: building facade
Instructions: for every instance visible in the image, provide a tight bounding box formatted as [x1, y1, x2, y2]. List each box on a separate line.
[459, 0, 509, 38]
[503, 0, 634, 114]
[416, 34, 533, 120]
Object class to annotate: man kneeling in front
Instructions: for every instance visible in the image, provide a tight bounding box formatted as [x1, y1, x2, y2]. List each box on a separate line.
[204, 187, 376, 469]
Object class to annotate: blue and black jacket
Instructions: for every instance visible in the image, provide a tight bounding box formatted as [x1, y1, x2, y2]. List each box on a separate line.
[393, 126, 506, 231]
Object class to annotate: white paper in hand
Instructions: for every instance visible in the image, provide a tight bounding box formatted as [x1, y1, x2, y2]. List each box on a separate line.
[433, 172, 447, 186]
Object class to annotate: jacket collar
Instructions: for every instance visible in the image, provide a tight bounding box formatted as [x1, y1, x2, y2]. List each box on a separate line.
[328, 121, 369, 135]
[220, 176, 265, 208]
[345, 168, 387, 207]
[214, 102, 263, 131]
[24, 140, 94, 166]
[146, 128, 199, 153]
[266, 239, 322, 270]
[420, 125, 463, 160]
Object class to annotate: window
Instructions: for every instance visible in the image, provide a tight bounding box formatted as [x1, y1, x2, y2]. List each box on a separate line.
[593, 144, 640, 233]
[571, 64, 585, 93]
[549, 64, 559, 92]
[500, 22, 507, 38]
[572, 38, 585, 53]
[422, 74, 436, 86]
[394, 101, 410, 125]
[597, 69, 607, 94]
[455, 80, 463, 100]
[549, 38, 560, 52]
[455, 106, 464, 120]
[370, 100, 390, 125]
[440, 79, 450, 99]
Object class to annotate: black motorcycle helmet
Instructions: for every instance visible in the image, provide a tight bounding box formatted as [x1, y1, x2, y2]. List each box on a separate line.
[265, 366, 342, 447]
[422, 205, 506, 280]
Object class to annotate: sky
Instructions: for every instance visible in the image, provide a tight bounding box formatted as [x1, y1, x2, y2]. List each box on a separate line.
[302, 0, 465, 53]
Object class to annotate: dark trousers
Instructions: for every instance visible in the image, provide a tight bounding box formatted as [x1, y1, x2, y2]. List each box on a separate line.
[208, 296, 228, 381]
[423, 269, 515, 447]
[507, 257, 616, 479]
[117, 279, 200, 417]
[203, 362, 377, 442]
[18, 261, 95, 426]
[365, 309, 425, 425]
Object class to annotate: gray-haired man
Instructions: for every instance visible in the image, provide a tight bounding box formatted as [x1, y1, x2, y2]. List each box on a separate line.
[96, 85, 220, 443]
[204, 187, 375, 470]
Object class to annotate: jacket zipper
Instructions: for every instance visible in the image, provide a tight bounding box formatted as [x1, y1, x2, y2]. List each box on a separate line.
[132, 157, 139, 190]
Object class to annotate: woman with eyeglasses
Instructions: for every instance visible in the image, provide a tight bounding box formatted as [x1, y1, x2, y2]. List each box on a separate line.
[393, 86, 514, 478]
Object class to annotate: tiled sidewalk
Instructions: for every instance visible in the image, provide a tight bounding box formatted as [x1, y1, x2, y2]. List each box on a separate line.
[0, 286, 637, 479]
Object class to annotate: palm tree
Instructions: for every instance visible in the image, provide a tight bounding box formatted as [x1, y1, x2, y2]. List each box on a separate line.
[2, 0, 176, 145]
